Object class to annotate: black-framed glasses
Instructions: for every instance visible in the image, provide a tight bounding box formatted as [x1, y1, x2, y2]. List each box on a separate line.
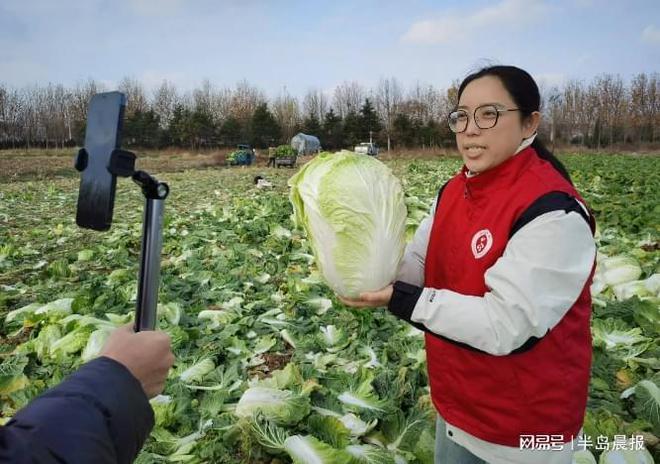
[447, 105, 521, 133]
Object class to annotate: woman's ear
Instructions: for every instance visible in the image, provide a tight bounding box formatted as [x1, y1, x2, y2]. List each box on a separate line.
[523, 111, 541, 138]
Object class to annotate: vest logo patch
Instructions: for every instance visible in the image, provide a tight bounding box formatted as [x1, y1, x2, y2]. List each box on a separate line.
[471, 229, 493, 259]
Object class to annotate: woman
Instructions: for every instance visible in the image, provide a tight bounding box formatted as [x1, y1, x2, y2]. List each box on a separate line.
[341, 65, 596, 464]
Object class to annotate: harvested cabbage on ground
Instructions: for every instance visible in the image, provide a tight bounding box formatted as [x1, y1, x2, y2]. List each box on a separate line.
[0, 154, 658, 462]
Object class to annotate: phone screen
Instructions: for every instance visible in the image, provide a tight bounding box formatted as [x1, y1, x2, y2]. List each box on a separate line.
[75, 92, 126, 231]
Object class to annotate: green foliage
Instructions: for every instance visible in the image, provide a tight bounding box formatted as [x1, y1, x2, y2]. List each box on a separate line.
[342, 111, 362, 148]
[274, 145, 297, 158]
[322, 108, 343, 150]
[303, 112, 322, 136]
[250, 103, 281, 148]
[219, 116, 243, 147]
[123, 109, 162, 148]
[1, 153, 658, 461]
[359, 98, 381, 136]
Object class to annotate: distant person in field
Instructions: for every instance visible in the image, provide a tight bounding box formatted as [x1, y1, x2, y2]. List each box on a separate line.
[340, 65, 596, 464]
[0, 324, 174, 464]
[267, 146, 277, 168]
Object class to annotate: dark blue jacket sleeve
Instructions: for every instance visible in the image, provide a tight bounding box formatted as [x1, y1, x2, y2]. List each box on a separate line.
[0, 356, 154, 464]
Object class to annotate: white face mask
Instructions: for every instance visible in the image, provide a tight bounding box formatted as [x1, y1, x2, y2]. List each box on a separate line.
[514, 132, 537, 155]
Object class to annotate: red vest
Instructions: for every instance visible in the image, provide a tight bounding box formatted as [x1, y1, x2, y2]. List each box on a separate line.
[424, 147, 594, 446]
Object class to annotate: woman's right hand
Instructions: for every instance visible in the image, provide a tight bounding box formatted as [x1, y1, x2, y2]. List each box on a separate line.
[338, 284, 393, 309]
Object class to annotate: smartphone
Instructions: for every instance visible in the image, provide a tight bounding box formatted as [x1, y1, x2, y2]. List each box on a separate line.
[75, 92, 126, 231]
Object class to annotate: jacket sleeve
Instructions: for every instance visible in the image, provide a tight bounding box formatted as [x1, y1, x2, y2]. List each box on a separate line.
[395, 198, 436, 287]
[388, 210, 596, 355]
[0, 356, 155, 464]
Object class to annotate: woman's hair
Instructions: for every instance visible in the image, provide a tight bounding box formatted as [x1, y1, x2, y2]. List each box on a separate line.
[456, 65, 572, 184]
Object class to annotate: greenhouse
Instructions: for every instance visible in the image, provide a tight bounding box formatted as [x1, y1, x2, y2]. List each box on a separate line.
[290, 133, 321, 155]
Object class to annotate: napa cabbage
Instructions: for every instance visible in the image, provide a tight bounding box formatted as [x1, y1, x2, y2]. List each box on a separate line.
[599, 255, 642, 287]
[235, 387, 311, 425]
[289, 151, 407, 298]
[179, 358, 215, 383]
[250, 417, 353, 464]
[598, 448, 654, 464]
[81, 328, 112, 362]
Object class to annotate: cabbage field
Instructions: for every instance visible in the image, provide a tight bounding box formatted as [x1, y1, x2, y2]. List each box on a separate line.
[0, 153, 658, 463]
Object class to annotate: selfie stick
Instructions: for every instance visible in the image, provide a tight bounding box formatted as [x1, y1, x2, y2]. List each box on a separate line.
[131, 170, 169, 331]
[74, 91, 169, 332]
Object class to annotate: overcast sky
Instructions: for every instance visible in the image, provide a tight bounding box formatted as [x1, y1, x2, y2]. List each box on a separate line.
[1, 0, 659, 99]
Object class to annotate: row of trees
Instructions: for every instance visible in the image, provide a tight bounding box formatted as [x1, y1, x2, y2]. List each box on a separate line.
[0, 73, 658, 151]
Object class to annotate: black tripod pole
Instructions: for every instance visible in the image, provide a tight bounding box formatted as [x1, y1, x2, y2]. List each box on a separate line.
[132, 171, 170, 332]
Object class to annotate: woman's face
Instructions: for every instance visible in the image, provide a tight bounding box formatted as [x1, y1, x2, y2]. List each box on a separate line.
[456, 75, 539, 174]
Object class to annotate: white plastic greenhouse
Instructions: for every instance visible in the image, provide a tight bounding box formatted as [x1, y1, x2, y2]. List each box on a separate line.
[290, 133, 321, 155]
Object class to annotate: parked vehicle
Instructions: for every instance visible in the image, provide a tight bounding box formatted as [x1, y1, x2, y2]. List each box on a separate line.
[354, 142, 379, 156]
[226, 144, 254, 166]
[273, 144, 297, 168]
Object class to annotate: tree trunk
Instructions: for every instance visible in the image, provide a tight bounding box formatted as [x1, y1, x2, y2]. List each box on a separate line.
[550, 117, 555, 152]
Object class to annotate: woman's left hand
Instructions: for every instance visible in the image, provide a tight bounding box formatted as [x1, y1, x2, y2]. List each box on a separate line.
[338, 285, 393, 308]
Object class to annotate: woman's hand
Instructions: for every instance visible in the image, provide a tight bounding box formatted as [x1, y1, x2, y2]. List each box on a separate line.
[338, 285, 393, 308]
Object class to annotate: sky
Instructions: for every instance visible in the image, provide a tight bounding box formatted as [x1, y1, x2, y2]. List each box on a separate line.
[1, 0, 659, 99]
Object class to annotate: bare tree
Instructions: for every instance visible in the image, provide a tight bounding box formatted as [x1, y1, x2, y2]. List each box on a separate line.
[70, 79, 101, 123]
[178, 90, 194, 111]
[58, 85, 74, 145]
[592, 74, 625, 146]
[193, 79, 213, 115]
[152, 80, 179, 129]
[441, 81, 459, 120]
[3, 73, 659, 151]
[211, 86, 233, 123]
[375, 77, 402, 151]
[21, 86, 41, 149]
[42, 84, 69, 147]
[560, 80, 584, 144]
[333, 81, 364, 118]
[272, 89, 300, 143]
[118, 77, 148, 116]
[69, 79, 103, 143]
[541, 87, 562, 151]
[0, 87, 25, 148]
[0, 84, 6, 143]
[647, 73, 659, 143]
[404, 82, 441, 124]
[230, 79, 265, 125]
[302, 88, 329, 122]
[425, 84, 444, 123]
